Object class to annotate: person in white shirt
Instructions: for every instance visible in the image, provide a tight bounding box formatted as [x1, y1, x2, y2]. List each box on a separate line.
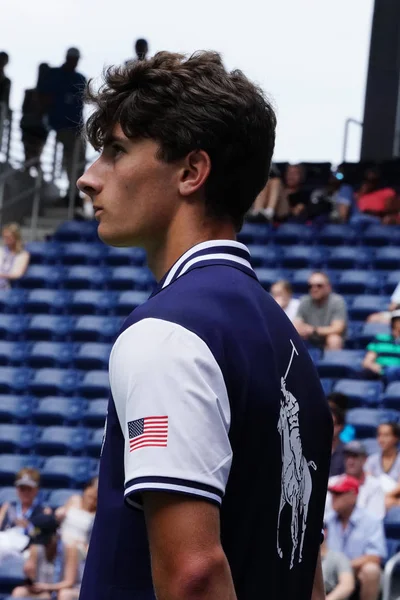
[326, 441, 385, 520]
[270, 279, 300, 322]
[0, 223, 30, 289]
[367, 282, 400, 324]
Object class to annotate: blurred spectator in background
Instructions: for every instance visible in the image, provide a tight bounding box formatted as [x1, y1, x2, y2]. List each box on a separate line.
[247, 164, 283, 221]
[20, 63, 50, 164]
[363, 310, 400, 383]
[39, 48, 86, 202]
[321, 522, 355, 600]
[284, 163, 311, 222]
[12, 514, 80, 599]
[326, 475, 386, 600]
[134, 38, 149, 61]
[309, 169, 354, 224]
[56, 477, 97, 555]
[0, 468, 50, 534]
[0, 223, 30, 289]
[329, 405, 346, 477]
[364, 423, 400, 508]
[355, 167, 399, 224]
[269, 279, 299, 322]
[367, 281, 400, 324]
[326, 441, 385, 520]
[294, 271, 347, 350]
[328, 392, 355, 444]
[0, 52, 11, 112]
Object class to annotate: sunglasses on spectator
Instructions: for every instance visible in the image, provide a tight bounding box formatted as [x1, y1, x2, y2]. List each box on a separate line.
[308, 283, 325, 289]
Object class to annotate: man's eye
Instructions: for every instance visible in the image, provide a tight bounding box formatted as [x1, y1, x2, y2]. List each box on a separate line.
[111, 143, 125, 155]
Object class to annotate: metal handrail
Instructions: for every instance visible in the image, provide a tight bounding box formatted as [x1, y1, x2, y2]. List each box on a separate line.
[382, 550, 400, 600]
[342, 118, 363, 163]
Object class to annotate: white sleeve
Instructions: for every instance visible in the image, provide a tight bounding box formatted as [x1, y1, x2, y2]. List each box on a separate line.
[109, 317, 232, 509]
[391, 282, 400, 304]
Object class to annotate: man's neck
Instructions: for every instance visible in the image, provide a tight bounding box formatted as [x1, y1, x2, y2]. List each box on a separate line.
[147, 215, 236, 282]
[339, 510, 353, 529]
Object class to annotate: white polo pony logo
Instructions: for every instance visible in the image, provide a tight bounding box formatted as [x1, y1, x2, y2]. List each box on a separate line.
[276, 340, 317, 569]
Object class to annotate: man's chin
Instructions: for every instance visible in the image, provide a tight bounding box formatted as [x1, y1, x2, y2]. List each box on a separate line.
[97, 224, 137, 248]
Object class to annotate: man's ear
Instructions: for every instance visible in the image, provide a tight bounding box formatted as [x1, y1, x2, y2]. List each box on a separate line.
[178, 150, 211, 197]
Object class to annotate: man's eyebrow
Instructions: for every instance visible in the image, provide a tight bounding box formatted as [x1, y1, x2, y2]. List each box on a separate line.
[103, 134, 129, 147]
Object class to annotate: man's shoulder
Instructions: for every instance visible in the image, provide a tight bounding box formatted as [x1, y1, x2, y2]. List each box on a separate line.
[328, 293, 346, 307]
[353, 506, 382, 527]
[373, 333, 393, 343]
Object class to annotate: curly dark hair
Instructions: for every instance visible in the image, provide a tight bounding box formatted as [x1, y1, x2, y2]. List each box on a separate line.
[85, 51, 276, 230]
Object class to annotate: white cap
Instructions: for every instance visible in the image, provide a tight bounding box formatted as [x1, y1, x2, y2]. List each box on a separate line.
[15, 474, 38, 488]
[391, 310, 400, 320]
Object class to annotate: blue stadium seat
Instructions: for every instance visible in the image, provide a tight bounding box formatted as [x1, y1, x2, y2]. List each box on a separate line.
[316, 350, 364, 379]
[345, 321, 364, 349]
[336, 270, 381, 294]
[54, 220, 98, 242]
[384, 271, 400, 295]
[0, 342, 29, 367]
[0, 556, 25, 593]
[61, 242, 106, 265]
[248, 245, 279, 268]
[384, 507, 400, 540]
[0, 315, 28, 340]
[0, 368, 31, 394]
[349, 295, 391, 321]
[116, 291, 149, 315]
[33, 397, 87, 425]
[381, 383, 400, 410]
[379, 409, 400, 424]
[41, 456, 96, 488]
[29, 342, 75, 368]
[274, 224, 313, 245]
[74, 343, 111, 370]
[0, 289, 26, 314]
[37, 426, 90, 455]
[108, 267, 154, 291]
[356, 322, 390, 347]
[319, 378, 333, 395]
[105, 246, 146, 266]
[326, 247, 372, 269]
[0, 395, 35, 423]
[374, 247, 400, 270]
[363, 225, 400, 247]
[0, 455, 42, 486]
[87, 428, 104, 457]
[73, 316, 121, 342]
[362, 438, 380, 456]
[25, 289, 71, 315]
[346, 408, 381, 438]
[238, 222, 271, 244]
[386, 538, 400, 562]
[79, 371, 110, 398]
[47, 488, 81, 509]
[255, 269, 289, 290]
[70, 290, 117, 315]
[318, 224, 356, 246]
[25, 241, 62, 264]
[0, 425, 38, 452]
[29, 369, 80, 397]
[63, 266, 110, 290]
[27, 315, 75, 341]
[334, 379, 383, 408]
[281, 246, 325, 268]
[17, 265, 65, 289]
[84, 399, 108, 427]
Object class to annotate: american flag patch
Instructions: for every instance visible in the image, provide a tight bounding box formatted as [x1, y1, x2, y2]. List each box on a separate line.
[128, 416, 168, 452]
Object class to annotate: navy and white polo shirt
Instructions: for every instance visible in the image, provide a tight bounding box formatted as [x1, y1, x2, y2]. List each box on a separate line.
[80, 240, 332, 600]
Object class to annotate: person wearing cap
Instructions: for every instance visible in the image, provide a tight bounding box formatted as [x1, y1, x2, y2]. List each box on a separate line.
[12, 514, 80, 599]
[38, 47, 86, 203]
[363, 310, 400, 383]
[0, 468, 50, 535]
[326, 441, 385, 520]
[325, 475, 386, 600]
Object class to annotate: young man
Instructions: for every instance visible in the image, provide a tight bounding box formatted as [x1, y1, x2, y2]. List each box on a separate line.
[77, 51, 332, 600]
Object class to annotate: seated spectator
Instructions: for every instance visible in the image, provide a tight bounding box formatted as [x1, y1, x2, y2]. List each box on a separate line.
[365, 422, 400, 482]
[294, 271, 347, 350]
[326, 475, 386, 600]
[20, 63, 50, 164]
[327, 392, 355, 444]
[363, 310, 400, 383]
[309, 169, 354, 224]
[330, 405, 346, 477]
[367, 281, 400, 324]
[56, 477, 98, 554]
[270, 280, 299, 322]
[326, 441, 385, 520]
[355, 167, 399, 224]
[12, 514, 80, 599]
[321, 522, 355, 600]
[0, 223, 30, 289]
[247, 164, 284, 222]
[0, 468, 50, 534]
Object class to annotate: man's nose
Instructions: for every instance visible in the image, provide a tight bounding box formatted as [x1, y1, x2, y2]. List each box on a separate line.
[77, 161, 102, 198]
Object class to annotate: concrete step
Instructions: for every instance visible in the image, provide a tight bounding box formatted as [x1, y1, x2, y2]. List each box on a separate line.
[43, 206, 69, 219]
[23, 216, 64, 229]
[21, 226, 54, 242]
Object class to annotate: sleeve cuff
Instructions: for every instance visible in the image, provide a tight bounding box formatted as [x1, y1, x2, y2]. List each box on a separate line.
[124, 476, 224, 510]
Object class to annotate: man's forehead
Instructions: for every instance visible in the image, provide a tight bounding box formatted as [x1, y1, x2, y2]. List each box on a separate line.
[309, 276, 328, 285]
[104, 124, 130, 145]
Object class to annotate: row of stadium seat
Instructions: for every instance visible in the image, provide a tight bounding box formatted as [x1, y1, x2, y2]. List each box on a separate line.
[0, 455, 97, 488]
[0, 396, 107, 426]
[0, 342, 111, 368]
[0, 367, 108, 396]
[0, 426, 103, 456]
